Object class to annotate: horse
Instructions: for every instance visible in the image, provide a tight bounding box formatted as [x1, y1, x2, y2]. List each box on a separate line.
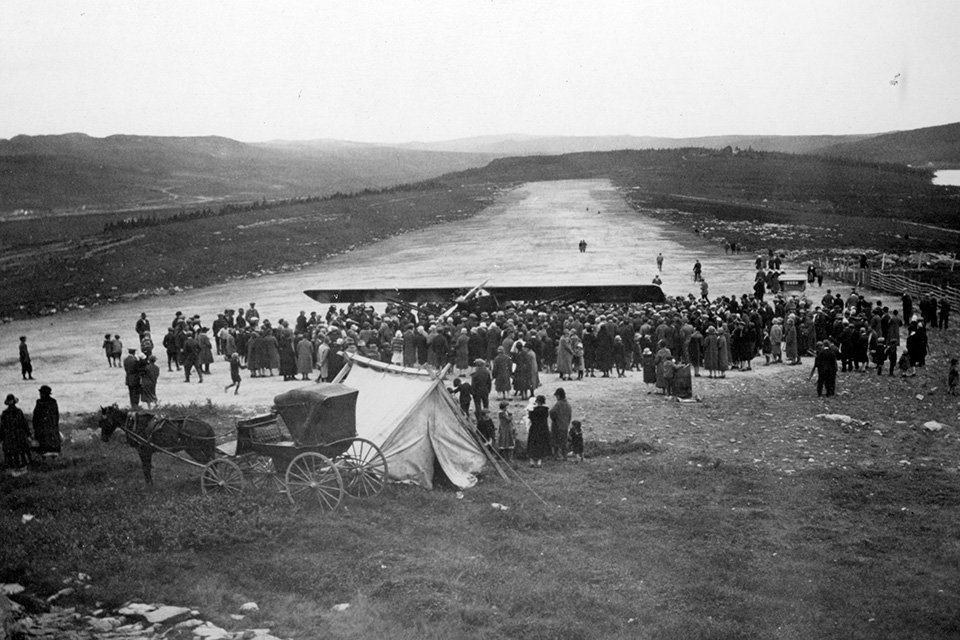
[98, 404, 216, 484]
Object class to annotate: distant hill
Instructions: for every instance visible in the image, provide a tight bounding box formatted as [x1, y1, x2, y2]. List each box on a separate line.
[815, 122, 960, 168]
[0, 134, 495, 214]
[392, 133, 877, 156]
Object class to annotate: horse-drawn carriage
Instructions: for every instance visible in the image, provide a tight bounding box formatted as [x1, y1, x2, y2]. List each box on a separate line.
[99, 383, 387, 509]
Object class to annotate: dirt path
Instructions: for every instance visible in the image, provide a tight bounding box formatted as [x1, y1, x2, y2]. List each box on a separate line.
[0, 179, 898, 423]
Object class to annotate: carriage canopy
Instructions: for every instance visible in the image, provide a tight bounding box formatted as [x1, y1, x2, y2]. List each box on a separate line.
[273, 384, 358, 446]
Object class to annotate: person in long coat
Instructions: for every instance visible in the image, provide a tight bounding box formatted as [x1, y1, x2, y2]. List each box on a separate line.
[703, 326, 720, 378]
[769, 318, 784, 363]
[595, 319, 615, 377]
[470, 359, 492, 417]
[582, 326, 597, 376]
[526, 395, 551, 467]
[1, 394, 31, 471]
[32, 385, 61, 456]
[641, 347, 657, 392]
[496, 402, 516, 461]
[454, 328, 470, 373]
[262, 331, 281, 375]
[717, 327, 730, 375]
[278, 333, 297, 381]
[246, 332, 261, 376]
[524, 343, 540, 393]
[198, 329, 214, 374]
[556, 330, 574, 380]
[688, 328, 703, 377]
[491, 347, 513, 399]
[315, 337, 330, 381]
[654, 341, 672, 394]
[785, 318, 800, 365]
[296, 335, 314, 380]
[140, 356, 160, 408]
[512, 343, 531, 398]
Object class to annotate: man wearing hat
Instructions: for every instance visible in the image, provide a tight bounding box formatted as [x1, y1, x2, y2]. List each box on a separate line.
[123, 348, 142, 406]
[19, 336, 33, 380]
[470, 358, 492, 419]
[33, 385, 61, 457]
[1, 394, 31, 473]
[548, 387, 572, 461]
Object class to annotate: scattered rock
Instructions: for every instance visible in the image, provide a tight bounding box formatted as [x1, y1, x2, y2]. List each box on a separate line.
[144, 605, 192, 624]
[923, 421, 946, 432]
[239, 602, 259, 613]
[331, 603, 351, 612]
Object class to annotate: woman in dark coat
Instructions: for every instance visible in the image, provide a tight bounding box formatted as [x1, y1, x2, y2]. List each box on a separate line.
[278, 334, 297, 381]
[491, 347, 513, 399]
[198, 329, 214, 374]
[1, 394, 31, 471]
[512, 344, 531, 399]
[526, 395, 551, 467]
[32, 386, 61, 456]
[262, 331, 280, 375]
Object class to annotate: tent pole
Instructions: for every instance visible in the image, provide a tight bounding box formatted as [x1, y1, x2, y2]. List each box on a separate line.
[436, 380, 510, 483]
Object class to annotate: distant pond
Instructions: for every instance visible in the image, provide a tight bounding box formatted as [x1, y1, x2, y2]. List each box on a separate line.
[932, 170, 960, 186]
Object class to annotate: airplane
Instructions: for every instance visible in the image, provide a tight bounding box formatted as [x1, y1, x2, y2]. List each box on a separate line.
[303, 281, 665, 320]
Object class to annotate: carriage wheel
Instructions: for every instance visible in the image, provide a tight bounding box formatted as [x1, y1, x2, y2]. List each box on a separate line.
[241, 456, 285, 493]
[285, 452, 344, 510]
[339, 438, 388, 499]
[200, 459, 244, 496]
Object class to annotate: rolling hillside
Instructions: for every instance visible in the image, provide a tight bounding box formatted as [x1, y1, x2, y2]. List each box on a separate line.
[816, 122, 960, 168]
[0, 134, 495, 214]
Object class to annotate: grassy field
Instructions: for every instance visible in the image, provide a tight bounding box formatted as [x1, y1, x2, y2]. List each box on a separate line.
[4, 323, 960, 640]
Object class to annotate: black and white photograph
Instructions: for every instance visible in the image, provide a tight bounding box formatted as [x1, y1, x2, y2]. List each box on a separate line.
[1, 1, 959, 638]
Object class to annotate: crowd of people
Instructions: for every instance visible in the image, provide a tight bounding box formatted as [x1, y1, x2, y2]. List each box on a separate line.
[5, 260, 956, 474]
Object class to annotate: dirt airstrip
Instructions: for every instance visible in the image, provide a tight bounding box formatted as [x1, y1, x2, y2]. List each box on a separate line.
[0, 179, 913, 460]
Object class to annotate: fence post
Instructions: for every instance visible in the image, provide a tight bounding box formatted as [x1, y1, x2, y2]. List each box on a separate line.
[881, 254, 886, 271]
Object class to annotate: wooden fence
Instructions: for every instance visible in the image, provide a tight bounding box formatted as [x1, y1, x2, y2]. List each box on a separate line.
[827, 264, 960, 310]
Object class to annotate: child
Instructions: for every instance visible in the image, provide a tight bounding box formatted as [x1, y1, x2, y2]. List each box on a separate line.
[102, 333, 115, 367]
[872, 337, 887, 375]
[568, 420, 584, 463]
[496, 402, 515, 462]
[897, 351, 911, 377]
[476, 408, 496, 451]
[224, 352, 245, 395]
[949, 358, 958, 395]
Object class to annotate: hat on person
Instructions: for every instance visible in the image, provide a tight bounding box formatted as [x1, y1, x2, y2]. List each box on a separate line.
[554, 387, 566, 399]
[707, 326, 716, 334]
[474, 358, 486, 366]
[128, 348, 137, 354]
[642, 348, 653, 355]
[4, 394, 17, 406]
[38, 385, 52, 396]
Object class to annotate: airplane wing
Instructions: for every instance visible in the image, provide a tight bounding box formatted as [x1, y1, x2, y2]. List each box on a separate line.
[303, 284, 664, 306]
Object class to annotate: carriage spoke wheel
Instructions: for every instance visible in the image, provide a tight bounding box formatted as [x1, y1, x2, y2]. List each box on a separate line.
[201, 459, 244, 496]
[285, 452, 344, 510]
[339, 438, 388, 499]
[243, 456, 285, 493]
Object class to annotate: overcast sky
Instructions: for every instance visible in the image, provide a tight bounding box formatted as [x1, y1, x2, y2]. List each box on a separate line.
[2, 0, 958, 143]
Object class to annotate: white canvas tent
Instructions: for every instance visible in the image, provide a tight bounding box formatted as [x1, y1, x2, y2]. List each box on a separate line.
[332, 353, 497, 489]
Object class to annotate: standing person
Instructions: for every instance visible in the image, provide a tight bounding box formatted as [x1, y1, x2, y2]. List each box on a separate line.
[32, 385, 61, 458]
[162, 327, 179, 372]
[102, 333, 115, 367]
[470, 359, 492, 418]
[557, 330, 574, 381]
[475, 408, 496, 451]
[139, 331, 154, 358]
[198, 329, 214, 374]
[641, 347, 657, 392]
[111, 334, 123, 367]
[939, 299, 951, 330]
[224, 352, 245, 395]
[123, 349, 142, 406]
[491, 347, 512, 400]
[181, 332, 203, 383]
[568, 420, 584, 463]
[135, 312, 151, 338]
[19, 336, 33, 380]
[548, 387, 572, 461]
[700, 279, 709, 302]
[526, 395, 551, 468]
[810, 340, 839, 397]
[1, 394, 31, 475]
[140, 356, 160, 408]
[496, 401, 516, 462]
[296, 334, 314, 381]
[656, 252, 664, 271]
[693, 260, 702, 282]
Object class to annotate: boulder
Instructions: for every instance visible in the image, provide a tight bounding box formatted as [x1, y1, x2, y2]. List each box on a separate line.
[144, 605, 192, 624]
